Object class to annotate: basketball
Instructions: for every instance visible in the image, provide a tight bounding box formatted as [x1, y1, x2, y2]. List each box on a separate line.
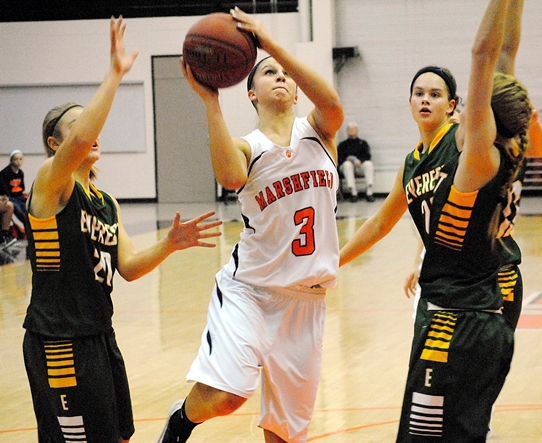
[182, 13, 257, 89]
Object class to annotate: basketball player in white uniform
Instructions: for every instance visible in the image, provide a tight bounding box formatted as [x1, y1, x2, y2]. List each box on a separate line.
[157, 7, 344, 443]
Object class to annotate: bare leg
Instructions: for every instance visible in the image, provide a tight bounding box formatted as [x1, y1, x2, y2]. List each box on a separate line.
[156, 383, 246, 443]
[1, 200, 14, 231]
[185, 382, 247, 423]
[340, 160, 357, 196]
[264, 429, 287, 443]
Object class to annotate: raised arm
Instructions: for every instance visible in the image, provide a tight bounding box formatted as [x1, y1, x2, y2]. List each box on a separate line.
[232, 7, 344, 153]
[54, 17, 138, 177]
[32, 17, 138, 216]
[494, 0, 541, 159]
[495, 0, 523, 76]
[180, 58, 250, 191]
[455, 0, 511, 192]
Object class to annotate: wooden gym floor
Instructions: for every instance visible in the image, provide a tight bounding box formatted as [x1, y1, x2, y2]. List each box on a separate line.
[1, 197, 541, 442]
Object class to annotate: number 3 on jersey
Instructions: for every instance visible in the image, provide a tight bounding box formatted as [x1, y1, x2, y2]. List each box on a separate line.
[292, 207, 315, 256]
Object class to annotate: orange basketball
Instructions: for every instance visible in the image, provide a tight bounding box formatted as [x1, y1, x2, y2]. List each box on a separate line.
[182, 13, 257, 89]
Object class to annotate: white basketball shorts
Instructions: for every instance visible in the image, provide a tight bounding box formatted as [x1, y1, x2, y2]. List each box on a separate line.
[187, 267, 326, 442]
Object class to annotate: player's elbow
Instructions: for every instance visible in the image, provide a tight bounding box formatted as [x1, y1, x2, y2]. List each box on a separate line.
[116, 259, 140, 282]
[219, 181, 242, 192]
[327, 100, 344, 127]
[217, 173, 246, 192]
[119, 268, 141, 282]
[122, 274, 138, 282]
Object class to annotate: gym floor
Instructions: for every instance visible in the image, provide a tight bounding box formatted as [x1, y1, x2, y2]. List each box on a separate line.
[1, 196, 541, 442]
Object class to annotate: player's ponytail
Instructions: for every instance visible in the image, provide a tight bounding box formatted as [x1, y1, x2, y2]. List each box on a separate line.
[488, 73, 532, 245]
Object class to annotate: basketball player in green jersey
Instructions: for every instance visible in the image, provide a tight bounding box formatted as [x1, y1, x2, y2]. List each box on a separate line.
[405, 0, 527, 333]
[22, 18, 222, 443]
[395, 0, 532, 436]
[341, 0, 532, 439]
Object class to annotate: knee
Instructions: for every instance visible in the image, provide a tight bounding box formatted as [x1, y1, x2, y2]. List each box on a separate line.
[188, 383, 246, 420]
[341, 161, 354, 175]
[215, 391, 245, 415]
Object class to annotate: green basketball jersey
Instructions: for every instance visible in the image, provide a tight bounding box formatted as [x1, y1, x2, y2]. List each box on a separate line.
[404, 123, 521, 268]
[24, 182, 119, 337]
[403, 123, 460, 245]
[419, 151, 508, 310]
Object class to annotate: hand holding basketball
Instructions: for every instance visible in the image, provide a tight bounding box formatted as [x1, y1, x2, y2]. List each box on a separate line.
[230, 7, 272, 54]
[182, 11, 257, 89]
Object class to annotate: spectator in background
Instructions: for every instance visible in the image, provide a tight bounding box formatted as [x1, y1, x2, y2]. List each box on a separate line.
[0, 149, 28, 237]
[337, 122, 375, 202]
[0, 194, 15, 248]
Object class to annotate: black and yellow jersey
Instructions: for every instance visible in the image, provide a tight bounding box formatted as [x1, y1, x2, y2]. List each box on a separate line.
[419, 150, 508, 310]
[24, 182, 119, 337]
[403, 123, 460, 245]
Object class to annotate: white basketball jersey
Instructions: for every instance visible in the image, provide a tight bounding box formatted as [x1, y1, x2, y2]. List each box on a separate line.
[224, 117, 339, 289]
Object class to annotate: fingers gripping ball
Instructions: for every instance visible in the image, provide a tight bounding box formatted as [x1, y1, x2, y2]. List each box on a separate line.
[183, 13, 257, 89]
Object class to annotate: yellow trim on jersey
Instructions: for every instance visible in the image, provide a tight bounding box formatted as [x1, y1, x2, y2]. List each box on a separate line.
[29, 214, 61, 271]
[436, 224, 468, 238]
[499, 268, 518, 302]
[413, 123, 455, 160]
[421, 312, 457, 363]
[427, 330, 453, 340]
[44, 341, 77, 388]
[436, 214, 470, 229]
[434, 185, 478, 251]
[81, 182, 104, 203]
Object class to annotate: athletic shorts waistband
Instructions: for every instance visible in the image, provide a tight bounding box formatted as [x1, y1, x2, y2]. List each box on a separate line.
[427, 301, 502, 314]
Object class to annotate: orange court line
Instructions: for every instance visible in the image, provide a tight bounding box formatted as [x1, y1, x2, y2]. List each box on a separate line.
[517, 315, 542, 329]
[3, 404, 542, 436]
[0, 427, 37, 434]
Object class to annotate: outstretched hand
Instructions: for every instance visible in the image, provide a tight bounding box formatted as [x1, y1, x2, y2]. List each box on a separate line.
[166, 211, 222, 251]
[110, 16, 139, 76]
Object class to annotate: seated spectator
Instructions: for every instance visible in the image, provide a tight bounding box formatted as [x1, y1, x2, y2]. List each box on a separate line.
[338, 122, 375, 202]
[0, 150, 28, 237]
[0, 195, 15, 248]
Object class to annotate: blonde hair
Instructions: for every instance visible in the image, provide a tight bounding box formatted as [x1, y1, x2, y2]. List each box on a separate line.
[41, 102, 97, 181]
[489, 73, 532, 244]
